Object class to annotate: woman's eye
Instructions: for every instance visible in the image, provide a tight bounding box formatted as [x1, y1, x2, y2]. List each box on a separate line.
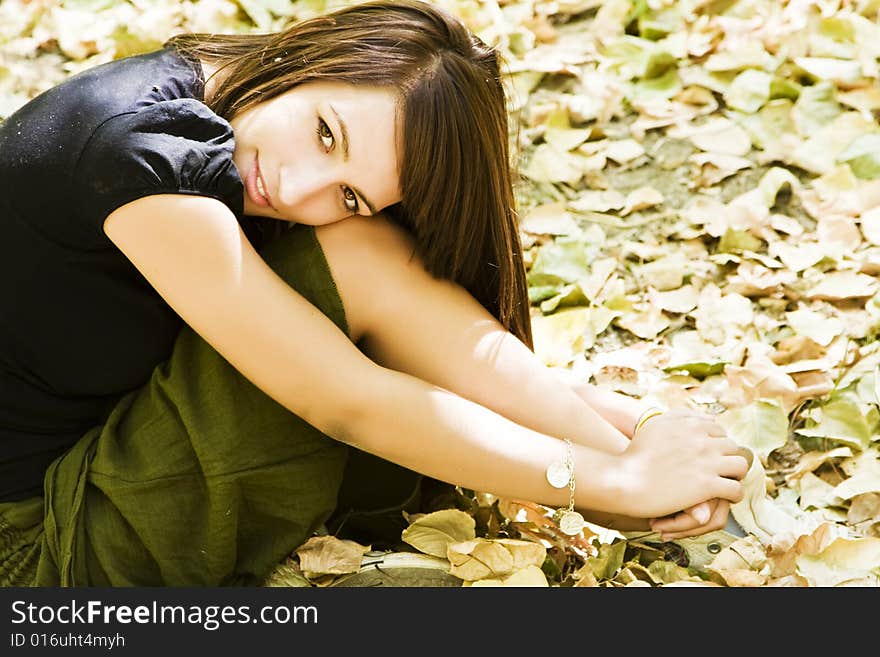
[317, 118, 334, 151]
[343, 187, 359, 213]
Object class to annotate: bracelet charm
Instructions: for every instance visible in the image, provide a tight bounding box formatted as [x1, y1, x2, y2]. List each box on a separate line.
[549, 438, 585, 536]
[546, 459, 571, 489]
[557, 509, 585, 536]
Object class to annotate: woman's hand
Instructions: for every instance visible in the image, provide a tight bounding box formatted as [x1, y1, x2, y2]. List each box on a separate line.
[564, 394, 735, 534]
[633, 408, 732, 539]
[649, 498, 732, 541]
[615, 408, 748, 519]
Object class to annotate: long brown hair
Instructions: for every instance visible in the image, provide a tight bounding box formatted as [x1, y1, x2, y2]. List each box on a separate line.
[166, 0, 533, 350]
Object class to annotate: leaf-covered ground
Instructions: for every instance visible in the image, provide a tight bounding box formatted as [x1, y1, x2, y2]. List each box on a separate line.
[3, 0, 880, 587]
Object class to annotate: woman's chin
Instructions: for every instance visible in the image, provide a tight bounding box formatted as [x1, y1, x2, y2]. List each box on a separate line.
[242, 202, 275, 219]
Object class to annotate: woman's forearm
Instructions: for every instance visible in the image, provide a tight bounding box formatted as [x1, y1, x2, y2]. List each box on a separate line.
[363, 319, 636, 456]
[337, 364, 746, 521]
[571, 382, 654, 440]
[340, 364, 631, 516]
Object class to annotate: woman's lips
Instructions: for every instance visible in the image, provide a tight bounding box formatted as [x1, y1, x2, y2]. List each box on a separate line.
[245, 154, 273, 209]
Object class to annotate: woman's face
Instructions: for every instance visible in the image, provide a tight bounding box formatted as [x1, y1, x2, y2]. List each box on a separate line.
[228, 80, 402, 225]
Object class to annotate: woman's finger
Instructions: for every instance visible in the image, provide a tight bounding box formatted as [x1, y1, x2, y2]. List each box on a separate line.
[650, 500, 717, 534]
[710, 476, 744, 505]
[650, 510, 701, 534]
[687, 501, 712, 525]
[720, 453, 750, 480]
[659, 500, 730, 541]
[705, 422, 727, 438]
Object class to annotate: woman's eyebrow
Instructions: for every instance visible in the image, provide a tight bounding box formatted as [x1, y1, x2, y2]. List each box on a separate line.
[329, 103, 377, 216]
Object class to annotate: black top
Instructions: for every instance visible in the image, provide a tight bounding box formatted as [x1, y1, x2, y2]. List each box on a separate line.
[0, 47, 252, 501]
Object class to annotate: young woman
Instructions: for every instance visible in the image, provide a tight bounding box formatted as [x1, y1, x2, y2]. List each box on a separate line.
[0, 0, 748, 586]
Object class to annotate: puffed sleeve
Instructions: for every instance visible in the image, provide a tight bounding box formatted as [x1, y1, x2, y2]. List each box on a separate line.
[73, 97, 244, 242]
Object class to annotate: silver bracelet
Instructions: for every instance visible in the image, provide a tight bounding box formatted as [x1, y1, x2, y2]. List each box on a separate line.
[545, 438, 585, 536]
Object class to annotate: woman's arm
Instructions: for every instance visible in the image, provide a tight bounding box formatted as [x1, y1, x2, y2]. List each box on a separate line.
[335, 222, 635, 456]
[313, 215, 745, 521]
[104, 196, 746, 520]
[569, 383, 652, 439]
[319, 215, 726, 533]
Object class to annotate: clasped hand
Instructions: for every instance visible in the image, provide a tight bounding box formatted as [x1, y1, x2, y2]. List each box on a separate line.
[622, 408, 749, 540]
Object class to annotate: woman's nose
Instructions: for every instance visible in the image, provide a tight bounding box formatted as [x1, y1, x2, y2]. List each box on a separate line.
[276, 163, 333, 209]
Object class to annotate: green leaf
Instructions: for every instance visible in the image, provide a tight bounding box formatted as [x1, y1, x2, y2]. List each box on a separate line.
[663, 360, 728, 379]
[731, 100, 797, 153]
[837, 133, 880, 179]
[790, 112, 877, 175]
[539, 283, 589, 314]
[528, 238, 597, 287]
[632, 67, 681, 101]
[796, 395, 876, 450]
[529, 285, 563, 304]
[769, 76, 801, 101]
[642, 51, 677, 79]
[717, 227, 763, 254]
[588, 540, 627, 580]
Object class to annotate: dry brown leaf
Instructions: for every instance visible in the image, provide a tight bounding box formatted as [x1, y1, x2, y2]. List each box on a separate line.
[771, 335, 827, 365]
[709, 568, 767, 587]
[447, 537, 546, 582]
[295, 536, 371, 577]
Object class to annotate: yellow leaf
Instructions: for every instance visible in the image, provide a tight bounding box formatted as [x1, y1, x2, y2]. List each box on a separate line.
[494, 538, 547, 571]
[710, 569, 767, 587]
[531, 307, 593, 367]
[717, 399, 789, 462]
[446, 537, 546, 582]
[797, 536, 880, 586]
[400, 509, 475, 558]
[467, 565, 549, 587]
[447, 538, 513, 581]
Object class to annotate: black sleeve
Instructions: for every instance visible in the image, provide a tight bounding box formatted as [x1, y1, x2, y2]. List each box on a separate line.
[73, 97, 244, 241]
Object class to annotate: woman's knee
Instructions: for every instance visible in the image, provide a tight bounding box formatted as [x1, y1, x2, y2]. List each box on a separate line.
[315, 213, 418, 264]
[313, 214, 422, 343]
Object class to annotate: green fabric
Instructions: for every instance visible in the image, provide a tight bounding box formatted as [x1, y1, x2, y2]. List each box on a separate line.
[0, 223, 421, 587]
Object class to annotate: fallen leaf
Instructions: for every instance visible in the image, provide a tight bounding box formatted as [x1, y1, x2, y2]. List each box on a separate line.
[401, 509, 476, 558]
[796, 536, 880, 586]
[447, 537, 546, 582]
[717, 399, 789, 463]
[295, 536, 371, 577]
[467, 565, 549, 587]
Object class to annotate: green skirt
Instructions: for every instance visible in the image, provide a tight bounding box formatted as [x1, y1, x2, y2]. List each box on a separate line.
[0, 224, 422, 587]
